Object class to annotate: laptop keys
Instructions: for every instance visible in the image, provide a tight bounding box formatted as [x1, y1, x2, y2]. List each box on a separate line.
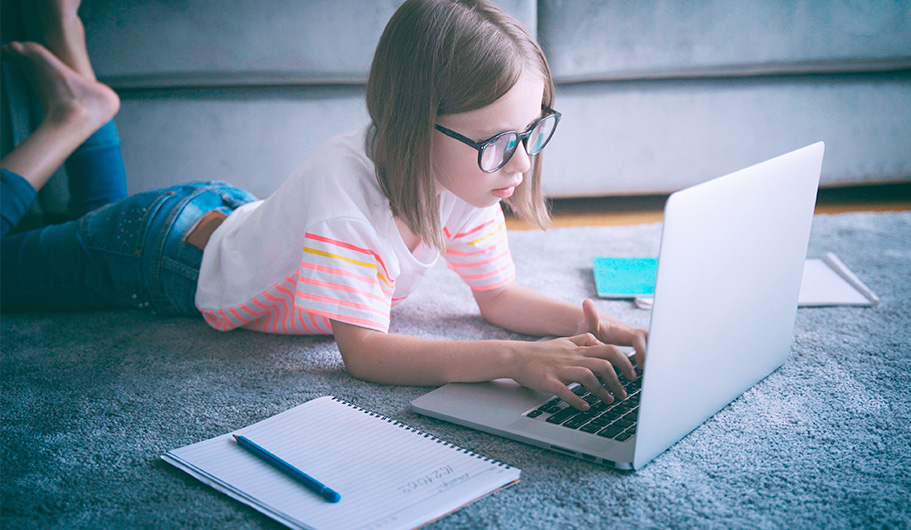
[526, 369, 643, 441]
[545, 406, 584, 425]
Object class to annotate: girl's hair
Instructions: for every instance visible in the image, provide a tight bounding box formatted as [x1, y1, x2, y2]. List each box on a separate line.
[367, 0, 554, 249]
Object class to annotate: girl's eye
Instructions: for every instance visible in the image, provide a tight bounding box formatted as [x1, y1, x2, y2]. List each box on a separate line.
[480, 143, 501, 170]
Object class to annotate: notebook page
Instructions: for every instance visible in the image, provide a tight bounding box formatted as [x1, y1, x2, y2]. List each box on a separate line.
[799, 257, 875, 306]
[164, 397, 519, 530]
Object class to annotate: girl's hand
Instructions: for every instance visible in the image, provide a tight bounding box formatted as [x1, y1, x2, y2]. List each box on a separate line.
[509, 333, 638, 411]
[576, 298, 648, 369]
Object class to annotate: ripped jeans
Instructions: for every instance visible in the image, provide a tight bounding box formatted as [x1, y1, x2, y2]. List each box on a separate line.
[1, 181, 256, 315]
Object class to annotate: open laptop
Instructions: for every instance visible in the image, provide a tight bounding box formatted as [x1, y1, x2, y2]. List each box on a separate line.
[412, 142, 825, 470]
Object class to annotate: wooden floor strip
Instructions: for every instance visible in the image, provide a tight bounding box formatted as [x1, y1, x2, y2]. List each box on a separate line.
[507, 183, 911, 229]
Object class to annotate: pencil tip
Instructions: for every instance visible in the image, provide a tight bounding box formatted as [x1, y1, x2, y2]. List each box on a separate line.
[232, 434, 239, 440]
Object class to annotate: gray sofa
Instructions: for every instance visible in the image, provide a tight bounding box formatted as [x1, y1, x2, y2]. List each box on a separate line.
[2, 0, 910, 219]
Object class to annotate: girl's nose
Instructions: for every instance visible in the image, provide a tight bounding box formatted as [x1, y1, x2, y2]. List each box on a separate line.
[503, 142, 532, 175]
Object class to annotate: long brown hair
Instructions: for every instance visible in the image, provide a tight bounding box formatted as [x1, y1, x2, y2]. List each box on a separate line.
[367, 0, 553, 249]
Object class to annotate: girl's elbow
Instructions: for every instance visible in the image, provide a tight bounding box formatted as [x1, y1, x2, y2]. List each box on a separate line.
[337, 338, 390, 384]
[478, 307, 501, 328]
[332, 320, 382, 382]
[338, 345, 374, 381]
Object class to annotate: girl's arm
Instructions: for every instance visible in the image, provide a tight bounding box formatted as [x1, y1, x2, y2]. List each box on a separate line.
[472, 280, 648, 368]
[330, 319, 635, 411]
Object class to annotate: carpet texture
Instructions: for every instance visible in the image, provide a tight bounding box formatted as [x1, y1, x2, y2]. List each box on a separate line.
[2, 211, 910, 529]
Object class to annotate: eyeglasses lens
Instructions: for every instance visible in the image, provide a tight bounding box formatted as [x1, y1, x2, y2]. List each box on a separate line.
[480, 134, 518, 172]
[527, 115, 557, 155]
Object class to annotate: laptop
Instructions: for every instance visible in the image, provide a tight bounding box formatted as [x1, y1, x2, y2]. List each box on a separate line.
[412, 142, 825, 471]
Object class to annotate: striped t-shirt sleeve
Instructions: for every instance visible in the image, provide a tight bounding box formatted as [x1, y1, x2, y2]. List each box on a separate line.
[294, 221, 396, 333]
[443, 205, 516, 291]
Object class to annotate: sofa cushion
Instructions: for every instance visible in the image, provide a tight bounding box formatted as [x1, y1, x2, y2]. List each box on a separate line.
[83, 0, 537, 88]
[543, 70, 911, 197]
[540, 0, 911, 82]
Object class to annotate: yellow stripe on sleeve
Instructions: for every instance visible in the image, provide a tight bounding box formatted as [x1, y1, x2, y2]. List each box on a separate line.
[466, 221, 506, 246]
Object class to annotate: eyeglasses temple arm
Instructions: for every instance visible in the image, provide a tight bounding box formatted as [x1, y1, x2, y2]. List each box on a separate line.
[433, 124, 483, 149]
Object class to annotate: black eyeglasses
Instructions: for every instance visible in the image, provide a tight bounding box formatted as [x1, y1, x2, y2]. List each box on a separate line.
[434, 106, 562, 173]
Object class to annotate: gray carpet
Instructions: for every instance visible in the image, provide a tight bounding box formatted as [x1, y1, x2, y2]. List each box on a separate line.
[2, 211, 910, 529]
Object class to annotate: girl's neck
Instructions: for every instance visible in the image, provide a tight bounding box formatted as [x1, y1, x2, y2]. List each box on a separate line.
[394, 216, 421, 254]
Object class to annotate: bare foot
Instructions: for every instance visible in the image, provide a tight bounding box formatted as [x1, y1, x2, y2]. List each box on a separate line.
[37, 0, 96, 80]
[2, 41, 118, 136]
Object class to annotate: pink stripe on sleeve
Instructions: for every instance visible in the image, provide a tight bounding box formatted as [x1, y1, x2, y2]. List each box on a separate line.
[468, 274, 515, 292]
[297, 276, 390, 305]
[450, 218, 496, 240]
[446, 247, 510, 269]
[453, 261, 514, 281]
[296, 291, 389, 320]
[304, 232, 392, 280]
[307, 308, 389, 333]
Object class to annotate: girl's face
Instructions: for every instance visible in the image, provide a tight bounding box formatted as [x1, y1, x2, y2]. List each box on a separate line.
[432, 70, 545, 208]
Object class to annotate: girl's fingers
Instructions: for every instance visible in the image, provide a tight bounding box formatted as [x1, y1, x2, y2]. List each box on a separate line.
[579, 299, 648, 368]
[631, 331, 648, 369]
[559, 355, 627, 406]
[537, 335, 640, 410]
[579, 342, 636, 381]
[580, 353, 627, 400]
[568, 367, 614, 405]
[567, 333, 600, 347]
[544, 378, 590, 410]
[580, 298, 600, 334]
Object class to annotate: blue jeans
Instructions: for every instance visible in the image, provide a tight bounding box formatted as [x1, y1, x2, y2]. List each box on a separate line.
[1, 181, 257, 315]
[1, 120, 127, 236]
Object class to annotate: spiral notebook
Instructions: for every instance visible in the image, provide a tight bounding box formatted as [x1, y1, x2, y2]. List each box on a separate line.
[162, 396, 520, 530]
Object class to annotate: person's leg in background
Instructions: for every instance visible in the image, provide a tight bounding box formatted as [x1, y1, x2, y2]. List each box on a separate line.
[1, 2, 259, 316]
[0, 38, 132, 311]
[38, 0, 127, 218]
[37, 0, 96, 83]
[0, 0, 126, 236]
[0, 2, 131, 310]
[0, 39, 119, 235]
[0, 22, 259, 315]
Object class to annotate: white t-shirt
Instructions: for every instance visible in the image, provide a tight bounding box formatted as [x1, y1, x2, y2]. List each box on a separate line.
[195, 126, 515, 334]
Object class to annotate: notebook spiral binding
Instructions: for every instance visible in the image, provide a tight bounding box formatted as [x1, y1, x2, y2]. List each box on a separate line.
[331, 396, 511, 468]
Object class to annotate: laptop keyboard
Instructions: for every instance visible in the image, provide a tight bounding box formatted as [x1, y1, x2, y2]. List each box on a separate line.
[524, 368, 643, 441]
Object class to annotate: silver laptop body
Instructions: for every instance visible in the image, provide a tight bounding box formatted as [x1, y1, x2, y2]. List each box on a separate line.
[412, 142, 825, 470]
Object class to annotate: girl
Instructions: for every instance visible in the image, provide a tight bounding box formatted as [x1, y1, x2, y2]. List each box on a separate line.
[1, 0, 647, 411]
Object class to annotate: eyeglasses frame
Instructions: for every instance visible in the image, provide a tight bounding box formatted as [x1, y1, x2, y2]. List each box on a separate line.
[434, 106, 562, 174]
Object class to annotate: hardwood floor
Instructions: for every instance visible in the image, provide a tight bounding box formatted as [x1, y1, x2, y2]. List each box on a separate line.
[506, 182, 911, 229]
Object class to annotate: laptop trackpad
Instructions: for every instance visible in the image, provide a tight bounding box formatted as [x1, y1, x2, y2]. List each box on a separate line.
[411, 379, 549, 425]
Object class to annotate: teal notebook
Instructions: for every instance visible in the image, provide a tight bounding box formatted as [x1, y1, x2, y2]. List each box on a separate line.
[592, 257, 658, 299]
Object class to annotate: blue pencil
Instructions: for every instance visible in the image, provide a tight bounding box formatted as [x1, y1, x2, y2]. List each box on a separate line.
[233, 434, 341, 503]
